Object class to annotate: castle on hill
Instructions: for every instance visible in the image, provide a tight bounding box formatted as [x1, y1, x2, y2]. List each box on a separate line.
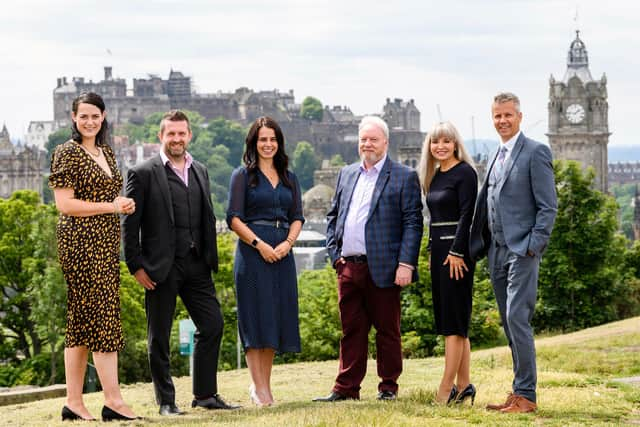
[52, 67, 425, 165]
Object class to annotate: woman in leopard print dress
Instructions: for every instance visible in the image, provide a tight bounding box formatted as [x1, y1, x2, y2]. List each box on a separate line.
[49, 92, 137, 421]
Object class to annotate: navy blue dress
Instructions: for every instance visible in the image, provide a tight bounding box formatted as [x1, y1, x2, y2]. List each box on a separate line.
[226, 167, 304, 353]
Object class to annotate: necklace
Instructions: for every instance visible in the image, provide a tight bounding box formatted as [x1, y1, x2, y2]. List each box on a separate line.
[261, 168, 278, 180]
[82, 145, 101, 157]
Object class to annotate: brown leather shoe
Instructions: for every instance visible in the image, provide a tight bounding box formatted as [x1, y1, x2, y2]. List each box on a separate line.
[500, 395, 537, 413]
[486, 393, 516, 411]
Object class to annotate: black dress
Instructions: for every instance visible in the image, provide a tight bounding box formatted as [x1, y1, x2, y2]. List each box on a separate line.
[426, 161, 478, 337]
[226, 167, 305, 352]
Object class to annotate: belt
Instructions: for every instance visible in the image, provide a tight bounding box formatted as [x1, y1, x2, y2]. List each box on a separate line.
[431, 221, 459, 227]
[249, 219, 290, 229]
[343, 255, 367, 263]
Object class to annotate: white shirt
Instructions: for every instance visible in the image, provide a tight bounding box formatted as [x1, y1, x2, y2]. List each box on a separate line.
[341, 156, 387, 257]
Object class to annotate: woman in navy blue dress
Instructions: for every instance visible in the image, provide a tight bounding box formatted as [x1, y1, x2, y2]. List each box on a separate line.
[227, 116, 304, 406]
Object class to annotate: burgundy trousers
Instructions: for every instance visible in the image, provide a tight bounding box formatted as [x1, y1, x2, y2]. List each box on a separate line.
[332, 261, 402, 398]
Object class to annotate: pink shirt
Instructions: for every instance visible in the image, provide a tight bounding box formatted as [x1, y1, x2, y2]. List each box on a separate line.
[159, 150, 193, 186]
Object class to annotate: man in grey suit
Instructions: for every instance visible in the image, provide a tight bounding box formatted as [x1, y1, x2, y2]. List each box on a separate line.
[469, 92, 557, 413]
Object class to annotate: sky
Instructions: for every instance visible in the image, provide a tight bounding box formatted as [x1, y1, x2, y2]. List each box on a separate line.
[1, 0, 639, 148]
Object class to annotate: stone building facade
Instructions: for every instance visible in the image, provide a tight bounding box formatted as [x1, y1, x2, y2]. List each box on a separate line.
[547, 31, 610, 192]
[53, 67, 425, 166]
[26, 120, 58, 151]
[0, 125, 43, 199]
[609, 162, 640, 187]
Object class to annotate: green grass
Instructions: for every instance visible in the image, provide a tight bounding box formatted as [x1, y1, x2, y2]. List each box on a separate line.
[2, 317, 639, 426]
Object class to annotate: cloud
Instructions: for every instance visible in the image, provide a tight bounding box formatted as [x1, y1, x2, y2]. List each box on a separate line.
[0, 0, 638, 147]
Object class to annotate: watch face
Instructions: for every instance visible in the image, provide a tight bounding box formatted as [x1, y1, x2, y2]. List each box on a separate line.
[566, 104, 585, 124]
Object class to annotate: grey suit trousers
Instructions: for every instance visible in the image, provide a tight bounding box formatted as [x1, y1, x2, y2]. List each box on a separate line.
[488, 241, 539, 403]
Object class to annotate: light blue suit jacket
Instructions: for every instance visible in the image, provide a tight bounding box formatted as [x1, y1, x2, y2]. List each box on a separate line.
[470, 133, 557, 260]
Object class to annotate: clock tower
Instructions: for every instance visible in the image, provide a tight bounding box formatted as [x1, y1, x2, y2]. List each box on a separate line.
[547, 31, 610, 192]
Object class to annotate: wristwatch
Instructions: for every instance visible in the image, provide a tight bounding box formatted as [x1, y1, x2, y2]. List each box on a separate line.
[251, 237, 261, 247]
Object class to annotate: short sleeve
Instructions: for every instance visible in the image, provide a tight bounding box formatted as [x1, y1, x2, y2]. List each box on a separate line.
[49, 142, 79, 190]
[226, 167, 247, 227]
[287, 171, 305, 225]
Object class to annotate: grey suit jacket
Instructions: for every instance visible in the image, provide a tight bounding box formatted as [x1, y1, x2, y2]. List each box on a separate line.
[469, 133, 557, 260]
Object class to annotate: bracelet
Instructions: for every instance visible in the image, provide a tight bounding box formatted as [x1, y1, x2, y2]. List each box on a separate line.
[112, 200, 119, 214]
[286, 237, 294, 245]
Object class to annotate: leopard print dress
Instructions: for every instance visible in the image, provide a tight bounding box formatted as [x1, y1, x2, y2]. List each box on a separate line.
[49, 141, 125, 352]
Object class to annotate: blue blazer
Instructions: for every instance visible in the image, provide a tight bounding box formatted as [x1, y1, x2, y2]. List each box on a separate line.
[326, 157, 424, 288]
[469, 133, 557, 261]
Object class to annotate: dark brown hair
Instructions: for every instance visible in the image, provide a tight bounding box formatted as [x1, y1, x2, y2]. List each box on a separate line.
[160, 110, 191, 133]
[243, 116, 291, 188]
[71, 92, 109, 146]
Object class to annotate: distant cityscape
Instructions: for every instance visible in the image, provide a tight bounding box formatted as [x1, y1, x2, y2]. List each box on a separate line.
[2, 30, 640, 207]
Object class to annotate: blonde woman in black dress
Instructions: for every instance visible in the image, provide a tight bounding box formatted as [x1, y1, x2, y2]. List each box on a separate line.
[50, 92, 137, 421]
[418, 121, 478, 405]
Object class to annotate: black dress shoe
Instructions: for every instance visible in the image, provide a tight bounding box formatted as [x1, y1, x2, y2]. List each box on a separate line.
[377, 390, 397, 401]
[101, 406, 139, 422]
[192, 394, 241, 410]
[455, 384, 476, 405]
[61, 406, 96, 421]
[159, 403, 184, 416]
[312, 391, 357, 402]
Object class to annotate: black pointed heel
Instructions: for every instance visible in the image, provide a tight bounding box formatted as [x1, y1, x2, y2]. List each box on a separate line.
[61, 406, 95, 421]
[446, 384, 459, 405]
[455, 383, 476, 405]
[101, 406, 139, 422]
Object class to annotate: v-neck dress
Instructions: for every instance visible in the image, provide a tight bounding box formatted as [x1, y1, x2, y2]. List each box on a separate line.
[426, 161, 478, 337]
[226, 167, 305, 352]
[49, 140, 125, 352]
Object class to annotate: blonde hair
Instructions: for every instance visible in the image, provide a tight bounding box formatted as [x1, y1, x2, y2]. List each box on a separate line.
[418, 121, 476, 194]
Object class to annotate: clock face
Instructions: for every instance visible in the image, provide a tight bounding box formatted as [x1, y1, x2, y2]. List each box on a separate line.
[566, 104, 585, 124]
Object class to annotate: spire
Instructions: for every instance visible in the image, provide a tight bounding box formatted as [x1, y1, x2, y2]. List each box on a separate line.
[563, 30, 593, 83]
[0, 123, 12, 150]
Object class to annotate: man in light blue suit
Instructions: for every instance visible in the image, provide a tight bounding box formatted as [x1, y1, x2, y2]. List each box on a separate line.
[470, 92, 557, 413]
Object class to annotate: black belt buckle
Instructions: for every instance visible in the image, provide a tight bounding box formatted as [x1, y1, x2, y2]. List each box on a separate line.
[344, 255, 367, 263]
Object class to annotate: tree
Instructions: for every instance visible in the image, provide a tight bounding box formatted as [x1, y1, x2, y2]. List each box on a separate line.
[190, 132, 235, 218]
[45, 128, 72, 161]
[213, 232, 241, 370]
[293, 264, 341, 362]
[291, 141, 319, 190]
[25, 204, 66, 384]
[0, 191, 43, 359]
[120, 110, 205, 144]
[610, 183, 636, 240]
[301, 96, 323, 121]
[330, 154, 346, 167]
[536, 161, 626, 331]
[206, 117, 246, 166]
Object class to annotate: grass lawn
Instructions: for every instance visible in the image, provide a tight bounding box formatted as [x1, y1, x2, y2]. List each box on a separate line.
[1, 317, 639, 426]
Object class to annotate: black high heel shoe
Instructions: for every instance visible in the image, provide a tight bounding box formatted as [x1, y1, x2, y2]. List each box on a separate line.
[101, 406, 139, 422]
[455, 383, 476, 405]
[446, 384, 459, 404]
